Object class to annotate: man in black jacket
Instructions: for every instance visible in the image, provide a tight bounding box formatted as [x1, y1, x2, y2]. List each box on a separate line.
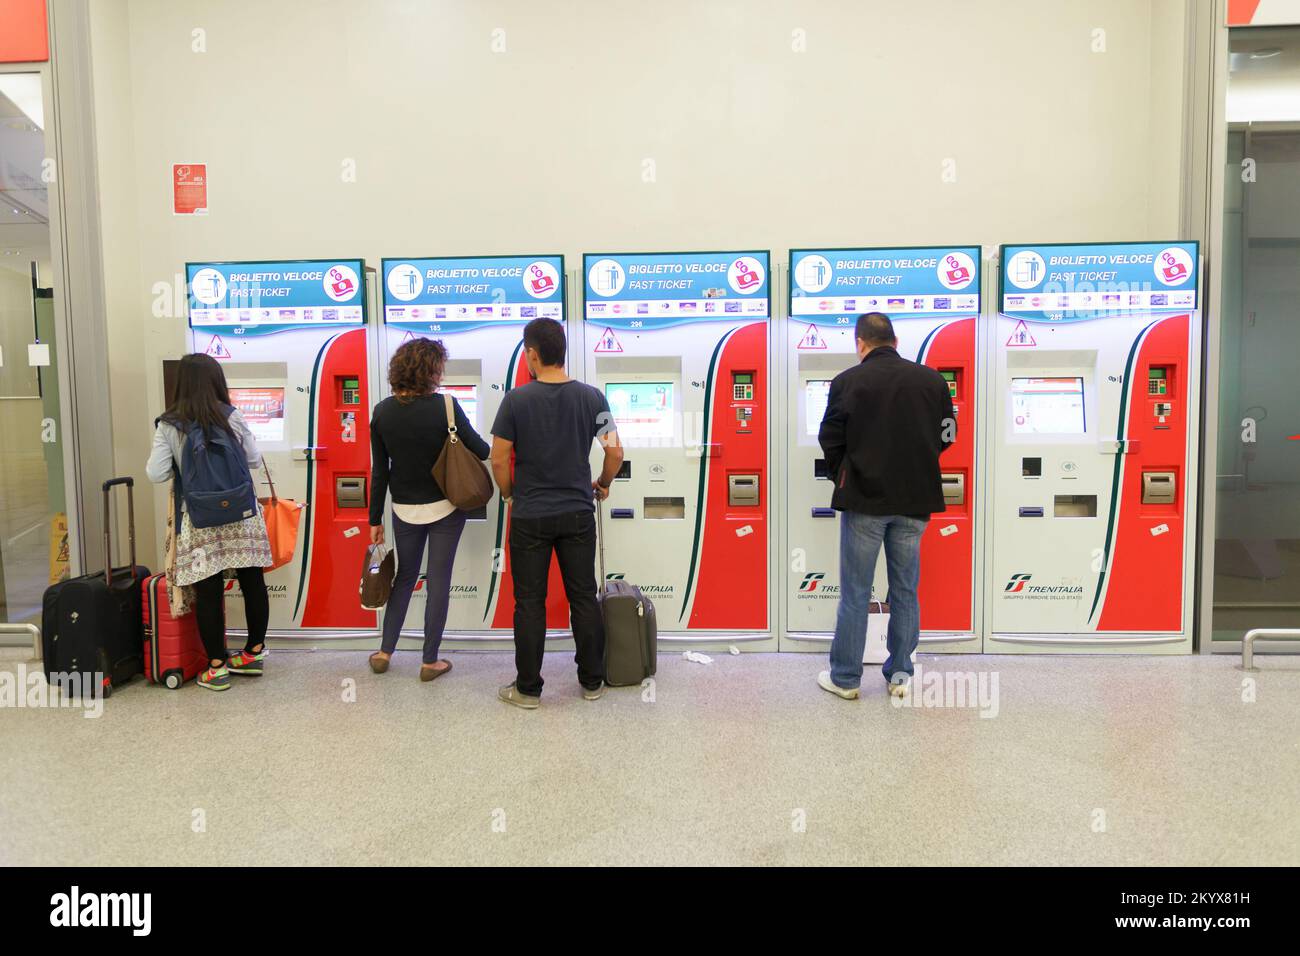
[816, 313, 955, 700]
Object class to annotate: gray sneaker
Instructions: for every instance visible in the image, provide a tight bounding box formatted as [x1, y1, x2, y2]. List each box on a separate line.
[498, 682, 540, 709]
[887, 674, 912, 698]
[581, 682, 605, 701]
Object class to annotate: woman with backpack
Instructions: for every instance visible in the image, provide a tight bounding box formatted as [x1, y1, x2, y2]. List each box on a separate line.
[368, 337, 489, 680]
[146, 353, 272, 692]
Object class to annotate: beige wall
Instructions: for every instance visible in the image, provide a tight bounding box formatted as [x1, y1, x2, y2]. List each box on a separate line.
[88, 0, 1193, 567]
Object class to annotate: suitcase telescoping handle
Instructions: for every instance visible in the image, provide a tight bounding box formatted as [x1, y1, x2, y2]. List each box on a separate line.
[101, 476, 137, 586]
[596, 498, 605, 594]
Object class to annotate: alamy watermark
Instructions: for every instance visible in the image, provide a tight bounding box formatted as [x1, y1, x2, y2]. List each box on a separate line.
[891, 663, 999, 718]
[0, 663, 104, 719]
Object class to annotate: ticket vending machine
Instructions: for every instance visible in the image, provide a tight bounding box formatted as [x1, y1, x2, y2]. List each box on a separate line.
[785, 247, 983, 651]
[582, 251, 772, 644]
[379, 255, 569, 638]
[987, 241, 1200, 652]
[186, 259, 374, 634]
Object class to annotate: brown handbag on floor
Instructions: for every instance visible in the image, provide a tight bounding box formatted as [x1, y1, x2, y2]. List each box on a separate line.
[431, 392, 494, 510]
[359, 543, 395, 609]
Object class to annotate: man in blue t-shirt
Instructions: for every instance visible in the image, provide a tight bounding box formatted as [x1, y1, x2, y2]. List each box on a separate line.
[490, 318, 624, 708]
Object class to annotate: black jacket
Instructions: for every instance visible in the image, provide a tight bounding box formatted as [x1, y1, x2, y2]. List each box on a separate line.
[818, 346, 955, 516]
[369, 394, 490, 525]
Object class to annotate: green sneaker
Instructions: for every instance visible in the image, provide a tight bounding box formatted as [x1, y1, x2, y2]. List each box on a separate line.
[198, 665, 232, 691]
[228, 648, 267, 676]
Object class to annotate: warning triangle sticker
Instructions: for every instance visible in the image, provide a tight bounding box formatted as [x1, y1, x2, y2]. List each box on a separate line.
[401, 330, 417, 343]
[797, 323, 827, 350]
[593, 327, 623, 354]
[205, 334, 231, 358]
[1006, 320, 1037, 347]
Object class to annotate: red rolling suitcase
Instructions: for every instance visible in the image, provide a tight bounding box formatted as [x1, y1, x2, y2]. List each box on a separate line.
[141, 573, 207, 689]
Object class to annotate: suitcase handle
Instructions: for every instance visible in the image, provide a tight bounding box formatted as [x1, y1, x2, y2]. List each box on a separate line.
[596, 499, 605, 594]
[102, 475, 137, 586]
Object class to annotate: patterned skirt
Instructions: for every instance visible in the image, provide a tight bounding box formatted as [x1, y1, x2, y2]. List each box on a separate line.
[172, 506, 273, 586]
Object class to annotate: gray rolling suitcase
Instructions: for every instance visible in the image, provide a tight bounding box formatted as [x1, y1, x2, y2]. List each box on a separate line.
[597, 501, 657, 686]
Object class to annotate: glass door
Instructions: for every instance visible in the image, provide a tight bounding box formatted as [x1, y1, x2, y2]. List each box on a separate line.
[0, 69, 68, 631]
[1210, 28, 1300, 643]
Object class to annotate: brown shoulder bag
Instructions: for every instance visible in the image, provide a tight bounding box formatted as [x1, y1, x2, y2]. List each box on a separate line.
[431, 392, 494, 510]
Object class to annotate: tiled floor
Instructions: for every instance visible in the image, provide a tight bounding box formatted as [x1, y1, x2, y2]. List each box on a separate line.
[1, 649, 1296, 865]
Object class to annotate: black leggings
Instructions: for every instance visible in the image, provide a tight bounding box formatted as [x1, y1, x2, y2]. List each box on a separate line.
[192, 567, 269, 664]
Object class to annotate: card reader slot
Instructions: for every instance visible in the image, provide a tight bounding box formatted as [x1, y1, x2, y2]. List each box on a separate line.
[610, 508, 635, 519]
[811, 507, 836, 518]
[1018, 506, 1044, 518]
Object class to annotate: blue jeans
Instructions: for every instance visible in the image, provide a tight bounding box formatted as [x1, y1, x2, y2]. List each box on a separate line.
[829, 511, 927, 689]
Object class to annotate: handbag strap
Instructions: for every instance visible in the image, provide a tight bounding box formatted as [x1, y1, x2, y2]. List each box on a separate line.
[442, 392, 459, 445]
[262, 462, 277, 504]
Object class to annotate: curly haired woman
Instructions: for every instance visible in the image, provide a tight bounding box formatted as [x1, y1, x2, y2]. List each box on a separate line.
[368, 337, 490, 680]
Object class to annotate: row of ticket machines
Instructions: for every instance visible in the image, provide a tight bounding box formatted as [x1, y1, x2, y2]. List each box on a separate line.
[181, 241, 1201, 654]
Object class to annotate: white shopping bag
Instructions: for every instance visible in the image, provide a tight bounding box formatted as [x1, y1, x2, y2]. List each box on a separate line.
[863, 600, 920, 665]
[863, 600, 891, 664]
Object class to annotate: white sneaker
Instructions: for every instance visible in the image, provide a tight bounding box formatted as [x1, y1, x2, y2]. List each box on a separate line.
[887, 675, 911, 699]
[818, 670, 859, 700]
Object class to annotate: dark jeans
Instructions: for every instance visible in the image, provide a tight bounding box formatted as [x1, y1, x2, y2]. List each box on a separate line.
[382, 510, 467, 662]
[193, 566, 268, 664]
[509, 508, 604, 696]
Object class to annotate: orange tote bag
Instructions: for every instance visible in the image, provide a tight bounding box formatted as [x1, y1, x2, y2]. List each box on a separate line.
[259, 464, 305, 571]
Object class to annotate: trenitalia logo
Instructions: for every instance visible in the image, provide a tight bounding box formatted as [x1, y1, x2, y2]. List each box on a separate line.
[1004, 573, 1084, 597]
[796, 572, 839, 596]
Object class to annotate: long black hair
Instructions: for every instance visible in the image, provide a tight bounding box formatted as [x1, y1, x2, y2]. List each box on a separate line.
[161, 353, 239, 442]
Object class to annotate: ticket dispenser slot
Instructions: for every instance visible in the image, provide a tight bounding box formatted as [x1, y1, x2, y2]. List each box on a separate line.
[1141, 471, 1176, 505]
[814, 458, 831, 480]
[335, 476, 367, 509]
[941, 472, 965, 507]
[644, 496, 685, 519]
[728, 473, 760, 507]
[1053, 494, 1097, 518]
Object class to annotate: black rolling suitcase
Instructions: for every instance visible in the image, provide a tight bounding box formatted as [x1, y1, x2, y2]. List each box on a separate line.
[42, 477, 150, 698]
[597, 501, 657, 686]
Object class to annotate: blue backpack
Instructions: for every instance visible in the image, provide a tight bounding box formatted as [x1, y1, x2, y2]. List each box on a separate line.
[178, 406, 257, 529]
